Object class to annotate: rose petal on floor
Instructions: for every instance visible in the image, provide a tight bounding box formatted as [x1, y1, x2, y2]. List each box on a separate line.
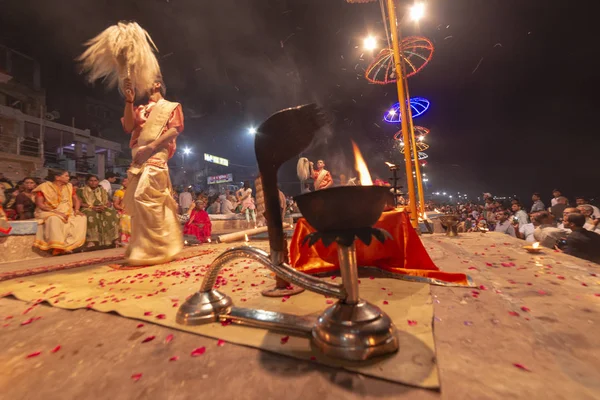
[191, 346, 206, 356]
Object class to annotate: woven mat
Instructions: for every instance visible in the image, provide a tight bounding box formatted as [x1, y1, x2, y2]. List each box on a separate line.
[0, 242, 439, 388]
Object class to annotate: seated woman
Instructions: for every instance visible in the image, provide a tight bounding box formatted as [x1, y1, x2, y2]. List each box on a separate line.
[113, 177, 131, 245]
[15, 177, 37, 220]
[183, 200, 212, 243]
[33, 169, 87, 255]
[77, 174, 120, 249]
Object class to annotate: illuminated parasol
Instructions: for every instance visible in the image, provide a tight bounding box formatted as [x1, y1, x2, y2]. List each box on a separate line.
[365, 37, 434, 84]
[384, 97, 430, 123]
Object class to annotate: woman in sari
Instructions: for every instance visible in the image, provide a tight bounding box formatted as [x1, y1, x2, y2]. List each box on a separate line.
[33, 169, 87, 255]
[77, 174, 120, 248]
[183, 200, 212, 243]
[113, 177, 131, 245]
[15, 177, 36, 220]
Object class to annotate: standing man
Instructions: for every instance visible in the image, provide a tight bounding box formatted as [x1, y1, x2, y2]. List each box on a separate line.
[561, 213, 600, 263]
[511, 202, 529, 226]
[550, 189, 562, 207]
[179, 186, 193, 214]
[530, 193, 545, 213]
[121, 78, 184, 266]
[99, 172, 118, 198]
[310, 159, 333, 191]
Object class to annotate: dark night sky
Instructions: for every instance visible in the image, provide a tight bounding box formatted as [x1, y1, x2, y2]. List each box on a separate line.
[1, 0, 598, 202]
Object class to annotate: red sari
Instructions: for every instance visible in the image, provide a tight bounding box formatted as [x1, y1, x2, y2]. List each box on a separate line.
[183, 208, 212, 242]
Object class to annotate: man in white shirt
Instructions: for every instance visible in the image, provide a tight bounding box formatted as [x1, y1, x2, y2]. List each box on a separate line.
[550, 189, 562, 207]
[99, 172, 118, 197]
[577, 204, 600, 233]
[511, 203, 529, 225]
[493, 211, 516, 237]
[557, 207, 580, 234]
[575, 197, 600, 219]
[179, 187, 193, 213]
[220, 194, 235, 215]
[533, 211, 567, 249]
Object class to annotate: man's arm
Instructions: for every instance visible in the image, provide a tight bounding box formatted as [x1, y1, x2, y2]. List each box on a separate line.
[122, 78, 136, 133]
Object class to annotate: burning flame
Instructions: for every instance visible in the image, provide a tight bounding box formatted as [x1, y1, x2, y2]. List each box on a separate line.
[207, 238, 211, 243]
[385, 161, 394, 168]
[351, 140, 373, 185]
[244, 234, 249, 242]
[434, 208, 441, 213]
[532, 242, 539, 249]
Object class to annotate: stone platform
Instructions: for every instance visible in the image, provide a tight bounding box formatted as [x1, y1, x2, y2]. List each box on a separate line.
[0, 232, 598, 399]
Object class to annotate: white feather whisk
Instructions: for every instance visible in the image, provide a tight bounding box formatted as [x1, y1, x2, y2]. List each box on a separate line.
[77, 21, 161, 99]
[297, 157, 310, 181]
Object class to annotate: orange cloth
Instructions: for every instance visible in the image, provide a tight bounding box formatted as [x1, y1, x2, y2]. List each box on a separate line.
[121, 100, 184, 159]
[290, 209, 470, 286]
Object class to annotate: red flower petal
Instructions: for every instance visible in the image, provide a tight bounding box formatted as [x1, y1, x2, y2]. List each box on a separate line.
[513, 363, 531, 372]
[165, 334, 174, 344]
[325, 299, 334, 304]
[217, 339, 226, 347]
[383, 300, 389, 305]
[468, 267, 478, 270]
[508, 311, 520, 317]
[537, 290, 547, 295]
[142, 335, 155, 343]
[191, 347, 206, 356]
[220, 319, 232, 326]
[520, 306, 531, 312]
[478, 285, 487, 290]
[131, 373, 143, 381]
[280, 336, 290, 344]
[581, 283, 588, 287]
[156, 314, 166, 320]
[143, 311, 152, 316]
[485, 263, 493, 267]
[310, 356, 317, 361]
[136, 323, 144, 328]
[557, 276, 565, 280]
[169, 356, 179, 362]
[50, 345, 61, 353]
[26, 351, 41, 358]
[407, 320, 418, 326]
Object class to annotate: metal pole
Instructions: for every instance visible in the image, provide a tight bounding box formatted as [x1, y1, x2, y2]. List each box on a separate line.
[387, 0, 418, 228]
[403, 77, 426, 217]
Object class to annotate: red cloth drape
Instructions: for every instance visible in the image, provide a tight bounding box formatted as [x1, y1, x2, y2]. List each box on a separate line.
[183, 209, 212, 242]
[290, 209, 470, 286]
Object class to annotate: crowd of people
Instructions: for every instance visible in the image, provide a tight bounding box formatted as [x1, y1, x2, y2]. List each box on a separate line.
[3, 171, 599, 264]
[1, 170, 131, 255]
[432, 190, 600, 263]
[1, 171, 298, 254]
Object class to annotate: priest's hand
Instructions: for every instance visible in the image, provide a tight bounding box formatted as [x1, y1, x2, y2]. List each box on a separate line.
[133, 145, 155, 165]
[124, 78, 135, 103]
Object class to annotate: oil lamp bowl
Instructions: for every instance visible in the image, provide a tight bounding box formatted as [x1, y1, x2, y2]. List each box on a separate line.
[294, 186, 390, 232]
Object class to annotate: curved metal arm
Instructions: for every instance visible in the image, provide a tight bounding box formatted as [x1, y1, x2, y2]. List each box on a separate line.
[199, 246, 346, 299]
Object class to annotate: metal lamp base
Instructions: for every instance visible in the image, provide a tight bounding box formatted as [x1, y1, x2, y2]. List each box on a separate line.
[176, 290, 232, 325]
[312, 299, 399, 361]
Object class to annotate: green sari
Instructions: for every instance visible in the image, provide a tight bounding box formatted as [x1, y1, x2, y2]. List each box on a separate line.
[77, 186, 119, 247]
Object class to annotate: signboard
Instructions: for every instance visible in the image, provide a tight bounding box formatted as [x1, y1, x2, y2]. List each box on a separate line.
[204, 153, 229, 167]
[207, 173, 233, 185]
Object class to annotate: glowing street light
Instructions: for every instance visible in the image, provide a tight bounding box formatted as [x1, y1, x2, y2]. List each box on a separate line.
[248, 127, 257, 135]
[409, 2, 425, 22]
[418, 135, 425, 141]
[183, 147, 192, 155]
[363, 36, 377, 51]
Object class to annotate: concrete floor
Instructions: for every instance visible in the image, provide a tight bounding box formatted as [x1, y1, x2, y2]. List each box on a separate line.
[1, 233, 599, 400]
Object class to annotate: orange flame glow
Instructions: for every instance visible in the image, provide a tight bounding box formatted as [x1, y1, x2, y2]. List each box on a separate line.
[533, 242, 539, 249]
[351, 140, 373, 186]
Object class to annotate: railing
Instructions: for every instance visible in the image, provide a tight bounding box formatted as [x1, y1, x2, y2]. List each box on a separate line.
[0, 134, 42, 158]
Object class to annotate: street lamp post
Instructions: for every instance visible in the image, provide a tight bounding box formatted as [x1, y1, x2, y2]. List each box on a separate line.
[386, 0, 418, 228]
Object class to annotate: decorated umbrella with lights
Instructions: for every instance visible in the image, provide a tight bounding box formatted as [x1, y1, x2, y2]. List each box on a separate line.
[365, 37, 434, 85]
[384, 97, 430, 123]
